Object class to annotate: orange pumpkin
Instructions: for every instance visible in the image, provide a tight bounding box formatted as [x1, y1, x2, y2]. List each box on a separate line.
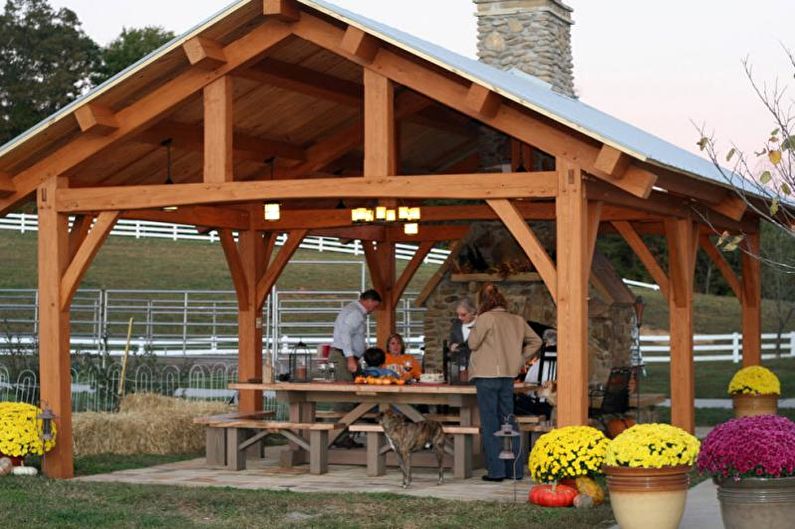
[528, 484, 577, 507]
[606, 417, 636, 439]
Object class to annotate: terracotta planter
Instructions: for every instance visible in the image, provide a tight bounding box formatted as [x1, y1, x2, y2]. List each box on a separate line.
[715, 476, 795, 529]
[604, 465, 691, 529]
[732, 393, 778, 418]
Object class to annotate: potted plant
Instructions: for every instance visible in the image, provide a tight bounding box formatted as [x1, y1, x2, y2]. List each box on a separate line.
[0, 402, 57, 468]
[528, 425, 609, 507]
[603, 423, 700, 529]
[697, 415, 795, 529]
[728, 365, 780, 417]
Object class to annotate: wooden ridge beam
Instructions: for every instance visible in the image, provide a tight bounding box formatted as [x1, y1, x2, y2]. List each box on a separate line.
[0, 19, 292, 217]
[204, 76, 234, 183]
[183, 37, 227, 70]
[264, 0, 300, 22]
[56, 172, 558, 212]
[68, 215, 94, 261]
[60, 211, 119, 310]
[0, 172, 14, 197]
[699, 234, 743, 301]
[611, 220, 670, 299]
[74, 104, 118, 135]
[255, 229, 307, 306]
[219, 229, 250, 309]
[487, 199, 557, 299]
[393, 240, 435, 308]
[139, 120, 306, 163]
[415, 239, 465, 307]
[291, 14, 656, 198]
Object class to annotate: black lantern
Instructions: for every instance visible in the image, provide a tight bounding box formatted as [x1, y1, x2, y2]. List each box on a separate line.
[443, 340, 470, 385]
[39, 407, 55, 442]
[288, 340, 313, 382]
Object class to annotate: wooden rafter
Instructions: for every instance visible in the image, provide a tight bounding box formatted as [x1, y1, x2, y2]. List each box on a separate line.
[291, 14, 657, 199]
[60, 211, 120, 310]
[183, 37, 227, 70]
[393, 240, 434, 308]
[219, 229, 250, 309]
[611, 220, 670, 299]
[0, 19, 293, 217]
[255, 229, 307, 306]
[55, 172, 558, 212]
[487, 199, 557, 299]
[340, 26, 379, 63]
[0, 172, 14, 197]
[698, 234, 743, 301]
[74, 104, 118, 135]
[466, 83, 500, 118]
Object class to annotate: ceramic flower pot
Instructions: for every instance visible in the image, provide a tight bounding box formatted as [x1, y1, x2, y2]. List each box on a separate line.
[732, 393, 778, 418]
[604, 465, 691, 529]
[715, 476, 795, 529]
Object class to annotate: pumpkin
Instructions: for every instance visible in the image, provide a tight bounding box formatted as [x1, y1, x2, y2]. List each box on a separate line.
[11, 465, 38, 476]
[573, 494, 594, 509]
[606, 417, 636, 439]
[528, 484, 577, 507]
[0, 457, 13, 476]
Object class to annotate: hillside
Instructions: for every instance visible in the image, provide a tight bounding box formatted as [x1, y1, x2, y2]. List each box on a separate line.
[1, 229, 792, 334]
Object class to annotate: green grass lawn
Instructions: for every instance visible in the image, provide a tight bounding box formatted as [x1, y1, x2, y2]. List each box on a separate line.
[0, 452, 615, 529]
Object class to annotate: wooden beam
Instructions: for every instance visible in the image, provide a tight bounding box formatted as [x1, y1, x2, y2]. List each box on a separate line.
[236, 229, 267, 412]
[466, 83, 500, 118]
[340, 25, 379, 63]
[369, 241, 396, 345]
[68, 215, 93, 262]
[74, 104, 118, 135]
[310, 225, 385, 241]
[56, 172, 559, 212]
[60, 211, 119, 310]
[255, 229, 308, 306]
[711, 194, 748, 222]
[0, 20, 292, 217]
[364, 69, 396, 178]
[0, 172, 14, 197]
[741, 229, 762, 366]
[219, 229, 250, 309]
[123, 205, 249, 230]
[487, 199, 557, 300]
[415, 240, 464, 307]
[555, 162, 590, 427]
[594, 145, 630, 176]
[37, 176, 73, 478]
[140, 120, 306, 163]
[587, 180, 692, 220]
[586, 200, 603, 270]
[699, 235, 743, 301]
[385, 225, 470, 243]
[263, 0, 300, 22]
[204, 76, 234, 183]
[290, 13, 657, 198]
[393, 241, 434, 308]
[611, 221, 670, 299]
[665, 218, 698, 434]
[238, 59, 362, 107]
[182, 37, 227, 70]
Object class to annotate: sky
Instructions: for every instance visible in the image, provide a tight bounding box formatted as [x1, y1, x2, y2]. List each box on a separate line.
[49, 0, 795, 158]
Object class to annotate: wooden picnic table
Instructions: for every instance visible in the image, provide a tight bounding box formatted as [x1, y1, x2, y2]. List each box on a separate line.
[229, 381, 539, 478]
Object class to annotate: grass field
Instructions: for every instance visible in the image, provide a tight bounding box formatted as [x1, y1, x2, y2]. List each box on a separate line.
[1, 229, 792, 333]
[0, 452, 616, 529]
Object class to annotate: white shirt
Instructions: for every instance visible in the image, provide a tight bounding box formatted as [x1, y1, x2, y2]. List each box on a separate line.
[462, 320, 476, 342]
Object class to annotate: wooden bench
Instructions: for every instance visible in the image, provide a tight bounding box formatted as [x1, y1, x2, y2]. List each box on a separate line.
[195, 410, 275, 466]
[348, 423, 480, 479]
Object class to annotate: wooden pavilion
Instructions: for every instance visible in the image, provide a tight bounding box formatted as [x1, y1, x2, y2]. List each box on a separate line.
[0, 0, 767, 478]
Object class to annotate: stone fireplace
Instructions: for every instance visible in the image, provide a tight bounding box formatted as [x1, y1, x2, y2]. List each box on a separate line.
[420, 0, 636, 385]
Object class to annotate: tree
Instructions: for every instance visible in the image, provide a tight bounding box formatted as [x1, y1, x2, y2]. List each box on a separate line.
[0, 0, 99, 145]
[698, 53, 795, 247]
[91, 26, 174, 86]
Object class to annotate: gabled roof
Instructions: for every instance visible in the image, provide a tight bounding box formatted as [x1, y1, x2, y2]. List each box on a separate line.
[0, 0, 749, 194]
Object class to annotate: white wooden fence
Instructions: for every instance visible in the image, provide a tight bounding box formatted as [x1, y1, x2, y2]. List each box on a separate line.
[640, 332, 795, 363]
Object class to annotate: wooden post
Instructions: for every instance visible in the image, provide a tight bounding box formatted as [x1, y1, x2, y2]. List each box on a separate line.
[37, 177, 73, 478]
[665, 218, 698, 433]
[364, 241, 396, 347]
[741, 229, 762, 366]
[363, 69, 395, 178]
[204, 76, 234, 183]
[237, 229, 266, 412]
[555, 162, 589, 426]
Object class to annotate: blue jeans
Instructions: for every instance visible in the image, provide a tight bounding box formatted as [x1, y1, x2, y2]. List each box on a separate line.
[475, 377, 523, 479]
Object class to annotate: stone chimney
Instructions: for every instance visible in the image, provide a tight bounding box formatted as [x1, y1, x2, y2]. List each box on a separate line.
[474, 0, 574, 97]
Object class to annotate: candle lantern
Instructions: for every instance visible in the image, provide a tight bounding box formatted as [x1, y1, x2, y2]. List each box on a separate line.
[288, 340, 314, 382]
[494, 418, 520, 460]
[39, 407, 56, 442]
[444, 341, 470, 385]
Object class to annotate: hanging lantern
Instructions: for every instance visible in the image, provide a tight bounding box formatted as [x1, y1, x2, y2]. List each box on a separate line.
[375, 206, 387, 220]
[385, 209, 397, 222]
[494, 419, 520, 460]
[403, 223, 419, 235]
[408, 207, 421, 221]
[398, 206, 411, 220]
[264, 203, 281, 221]
[352, 207, 370, 223]
[39, 408, 56, 442]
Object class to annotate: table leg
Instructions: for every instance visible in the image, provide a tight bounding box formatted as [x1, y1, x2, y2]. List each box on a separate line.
[205, 427, 225, 467]
[366, 431, 387, 476]
[227, 427, 248, 471]
[309, 430, 329, 474]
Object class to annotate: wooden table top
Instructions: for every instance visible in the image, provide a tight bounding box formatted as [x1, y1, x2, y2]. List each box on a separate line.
[230, 381, 538, 395]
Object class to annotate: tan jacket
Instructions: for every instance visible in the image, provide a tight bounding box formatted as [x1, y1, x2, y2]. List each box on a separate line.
[467, 308, 543, 379]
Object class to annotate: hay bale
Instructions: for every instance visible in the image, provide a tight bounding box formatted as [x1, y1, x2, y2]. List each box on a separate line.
[74, 393, 231, 456]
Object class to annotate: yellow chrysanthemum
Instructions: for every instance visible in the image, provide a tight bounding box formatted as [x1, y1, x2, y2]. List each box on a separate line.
[728, 366, 780, 396]
[528, 425, 609, 483]
[605, 423, 699, 468]
[0, 402, 57, 458]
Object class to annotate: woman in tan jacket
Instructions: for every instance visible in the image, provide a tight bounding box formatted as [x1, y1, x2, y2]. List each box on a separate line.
[467, 283, 542, 481]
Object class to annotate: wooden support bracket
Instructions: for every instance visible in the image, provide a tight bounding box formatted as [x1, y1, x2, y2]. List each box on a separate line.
[393, 241, 435, 308]
[415, 240, 464, 307]
[611, 220, 670, 299]
[219, 229, 250, 309]
[699, 235, 743, 301]
[255, 229, 308, 306]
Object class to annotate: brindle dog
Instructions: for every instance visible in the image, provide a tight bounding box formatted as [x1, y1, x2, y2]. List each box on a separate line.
[379, 409, 446, 488]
